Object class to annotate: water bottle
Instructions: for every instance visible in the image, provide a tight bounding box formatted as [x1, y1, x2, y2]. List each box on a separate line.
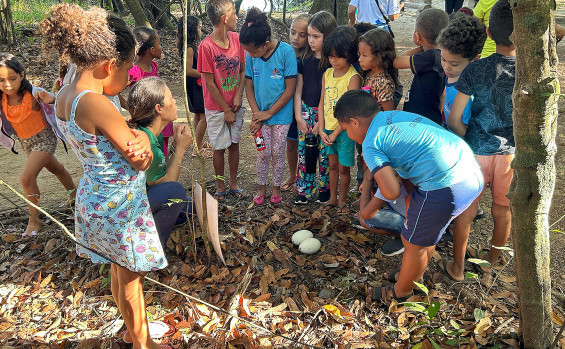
[254, 130, 266, 151]
[304, 133, 319, 174]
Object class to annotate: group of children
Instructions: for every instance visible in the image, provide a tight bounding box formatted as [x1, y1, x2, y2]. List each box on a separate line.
[0, 0, 518, 344]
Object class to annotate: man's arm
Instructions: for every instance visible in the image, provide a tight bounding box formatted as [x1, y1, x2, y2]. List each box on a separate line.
[348, 5, 357, 26]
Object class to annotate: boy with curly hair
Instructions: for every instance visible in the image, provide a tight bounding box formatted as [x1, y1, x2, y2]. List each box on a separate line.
[446, 0, 515, 280]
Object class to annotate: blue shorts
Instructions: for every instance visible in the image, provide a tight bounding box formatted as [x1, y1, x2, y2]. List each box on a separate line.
[324, 128, 355, 167]
[362, 206, 404, 235]
[402, 173, 483, 246]
[286, 117, 298, 141]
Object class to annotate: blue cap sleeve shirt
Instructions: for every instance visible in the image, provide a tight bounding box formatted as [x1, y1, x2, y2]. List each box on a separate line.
[443, 77, 472, 128]
[455, 53, 515, 155]
[244, 41, 297, 125]
[362, 111, 478, 191]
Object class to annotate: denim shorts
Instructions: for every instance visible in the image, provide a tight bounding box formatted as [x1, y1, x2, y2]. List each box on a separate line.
[361, 206, 404, 235]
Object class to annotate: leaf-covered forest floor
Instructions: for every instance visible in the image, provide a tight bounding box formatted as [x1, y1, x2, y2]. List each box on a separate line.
[1, 3, 565, 348]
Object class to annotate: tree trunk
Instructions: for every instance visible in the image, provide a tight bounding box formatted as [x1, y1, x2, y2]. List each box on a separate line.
[123, 0, 152, 27]
[235, 0, 243, 14]
[509, 0, 558, 347]
[151, 0, 176, 30]
[282, 0, 287, 24]
[310, 0, 349, 25]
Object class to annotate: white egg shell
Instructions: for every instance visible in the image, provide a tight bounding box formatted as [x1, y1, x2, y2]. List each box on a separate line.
[299, 238, 321, 254]
[292, 230, 313, 246]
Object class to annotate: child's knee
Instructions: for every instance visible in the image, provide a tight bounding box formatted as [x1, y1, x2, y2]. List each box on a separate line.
[20, 173, 36, 188]
[338, 165, 350, 176]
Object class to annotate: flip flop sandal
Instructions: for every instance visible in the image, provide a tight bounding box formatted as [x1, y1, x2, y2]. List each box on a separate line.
[281, 182, 296, 192]
[437, 257, 465, 282]
[371, 283, 413, 303]
[465, 245, 489, 259]
[337, 205, 351, 215]
[214, 191, 227, 202]
[474, 208, 486, 220]
[228, 188, 245, 199]
[270, 194, 282, 204]
[21, 230, 38, 239]
[382, 269, 400, 283]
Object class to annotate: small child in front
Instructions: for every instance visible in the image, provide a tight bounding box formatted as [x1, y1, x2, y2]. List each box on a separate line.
[336, 90, 483, 302]
[446, 0, 515, 279]
[438, 16, 486, 130]
[394, 9, 449, 125]
[318, 26, 362, 213]
[198, 0, 246, 201]
[240, 8, 297, 205]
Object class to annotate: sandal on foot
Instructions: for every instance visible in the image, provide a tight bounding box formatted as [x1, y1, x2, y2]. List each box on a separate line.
[253, 195, 265, 205]
[437, 257, 464, 282]
[474, 208, 486, 220]
[270, 194, 282, 204]
[337, 205, 350, 215]
[465, 245, 489, 259]
[214, 191, 227, 201]
[228, 188, 245, 199]
[21, 230, 38, 239]
[281, 182, 296, 192]
[372, 284, 413, 303]
[382, 269, 400, 283]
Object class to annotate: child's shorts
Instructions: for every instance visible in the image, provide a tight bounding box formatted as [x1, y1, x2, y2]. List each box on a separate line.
[402, 171, 484, 247]
[205, 107, 245, 150]
[17, 126, 57, 155]
[324, 128, 355, 167]
[362, 205, 404, 235]
[286, 118, 298, 141]
[474, 154, 514, 206]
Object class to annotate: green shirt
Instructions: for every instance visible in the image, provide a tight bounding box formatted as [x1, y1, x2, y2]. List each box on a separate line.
[474, 0, 497, 58]
[138, 125, 167, 183]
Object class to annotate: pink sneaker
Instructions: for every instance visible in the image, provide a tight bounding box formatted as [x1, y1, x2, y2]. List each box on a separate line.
[253, 194, 265, 205]
[270, 194, 282, 204]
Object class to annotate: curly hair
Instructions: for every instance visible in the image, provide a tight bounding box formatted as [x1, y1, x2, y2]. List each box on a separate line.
[437, 16, 487, 59]
[40, 3, 135, 70]
[303, 11, 337, 68]
[0, 53, 32, 104]
[206, 0, 234, 26]
[134, 26, 158, 57]
[322, 26, 358, 65]
[359, 28, 398, 87]
[128, 76, 167, 128]
[177, 16, 200, 58]
[489, 0, 513, 47]
[239, 7, 271, 48]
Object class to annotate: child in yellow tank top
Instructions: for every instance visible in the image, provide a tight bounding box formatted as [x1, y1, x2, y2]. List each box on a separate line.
[317, 26, 361, 214]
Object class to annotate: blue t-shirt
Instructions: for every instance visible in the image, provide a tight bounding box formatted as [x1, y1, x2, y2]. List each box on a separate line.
[455, 53, 515, 155]
[443, 77, 472, 128]
[245, 41, 297, 125]
[362, 111, 478, 191]
[403, 49, 445, 125]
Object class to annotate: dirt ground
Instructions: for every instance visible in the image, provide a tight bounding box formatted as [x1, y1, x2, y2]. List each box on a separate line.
[1, 1, 565, 346]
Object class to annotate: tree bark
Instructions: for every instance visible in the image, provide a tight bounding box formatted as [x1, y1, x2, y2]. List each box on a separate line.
[123, 0, 152, 27]
[151, 0, 176, 30]
[310, 0, 349, 25]
[509, 0, 558, 347]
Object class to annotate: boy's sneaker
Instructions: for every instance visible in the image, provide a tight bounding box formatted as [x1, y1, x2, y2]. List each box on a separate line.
[316, 191, 330, 204]
[381, 237, 405, 256]
[294, 195, 308, 205]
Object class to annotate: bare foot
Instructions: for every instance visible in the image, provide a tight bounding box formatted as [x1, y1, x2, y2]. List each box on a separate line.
[22, 218, 41, 238]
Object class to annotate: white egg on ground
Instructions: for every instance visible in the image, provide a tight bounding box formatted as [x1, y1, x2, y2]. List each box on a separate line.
[292, 230, 313, 246]
[299, 238, 321, 254]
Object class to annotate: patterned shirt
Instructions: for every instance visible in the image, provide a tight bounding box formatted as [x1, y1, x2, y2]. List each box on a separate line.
[363, 72, 395, 110]
[455, 53, 515, 155]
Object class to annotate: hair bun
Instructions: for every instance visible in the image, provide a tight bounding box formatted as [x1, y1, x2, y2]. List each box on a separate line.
[244, 7, 267, 26]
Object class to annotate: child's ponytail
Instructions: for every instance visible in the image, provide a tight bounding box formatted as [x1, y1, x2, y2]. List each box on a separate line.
[239, 7, 271, 48]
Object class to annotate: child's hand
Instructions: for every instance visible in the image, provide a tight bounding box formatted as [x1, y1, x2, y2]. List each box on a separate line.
[250, 120, 262, 134]
[312, 122, 319, 135]
[231, 94, 242, 112]
[296, 118, 308, 134]
[127, 129, 151, 159]
[320, 131, 332, 146]
[173, 124, 193, 150]
[34, 90, 55, 104]
[252, 111, 272, 122]
[224, 109, 236, 123]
